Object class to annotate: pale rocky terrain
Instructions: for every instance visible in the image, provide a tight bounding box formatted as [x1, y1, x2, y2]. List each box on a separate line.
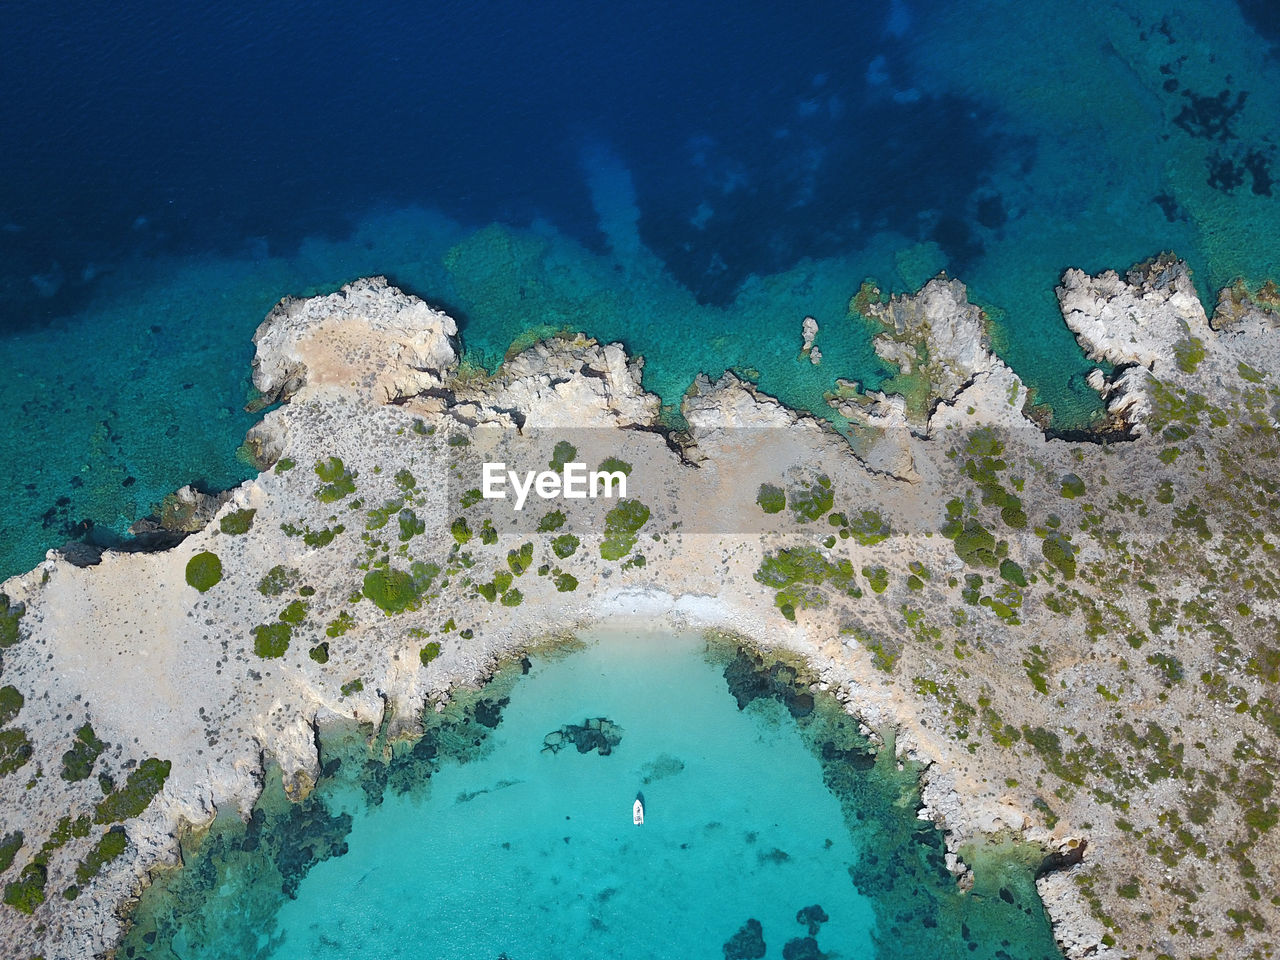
[1, 261, 1278, 959]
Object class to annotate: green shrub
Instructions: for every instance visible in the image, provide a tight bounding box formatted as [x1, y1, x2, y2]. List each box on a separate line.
[398, 509, 425, 542]
[3, 861, 45, 913]
[554, 572, 579, 592]
[0, 831, 22, 875]
[420, 642, 442, 666]
[537, 510, 566, 532]
[394, 469, 417, 492]
[0, 687, 21, 727]
[185, 551, 222, 593]
[507, 543, 534, 576]
[252, 623, 292, 658]
[219, 509, 256, 535]
[0, 593, 22, 649]
[756, 483, 785, 514]
[1041, 532, 1076, 579]
[274, 458, 297, 473]
[74, 826, 127, 885]
[847, 509, 891, 546]
[789, 476, 833, 522]
[948, 518, 997, 567]
[601, 500, 650, 560]
[551, 534, 579, 559]
[362, 568, 421, 615]
[1059, 474, 1086, 499]
[999, 559, 1027, 587]
[0, 729, 32, 776]
[60, 724, 105, 782]
[500, 588, 524, 607]
[279, 600, 308, 624]
[95, 758, 171, 824]
[341, 678, 364, 696]
[309, 642, 329, 664]
[550, 441, 577, 471]
[326, 612, 355, 638]
[258, 565, 298, 596]
[598, 456, 632, 475]
[313, 456, 357, 502]
[450, 517, 473, 545]
[863, 566, 889, 594]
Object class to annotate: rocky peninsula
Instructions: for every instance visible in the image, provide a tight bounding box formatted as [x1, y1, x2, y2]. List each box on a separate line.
[1, 258, 1278, 959]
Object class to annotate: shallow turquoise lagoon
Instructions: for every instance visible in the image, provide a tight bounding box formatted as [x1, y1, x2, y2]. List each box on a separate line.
[120, 630, 1058, 960]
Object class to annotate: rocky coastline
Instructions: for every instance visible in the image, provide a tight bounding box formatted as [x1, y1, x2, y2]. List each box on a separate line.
[1, 259, 1278, 958]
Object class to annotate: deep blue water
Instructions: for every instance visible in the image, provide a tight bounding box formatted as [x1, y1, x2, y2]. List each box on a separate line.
[2, 0, 1280, 577]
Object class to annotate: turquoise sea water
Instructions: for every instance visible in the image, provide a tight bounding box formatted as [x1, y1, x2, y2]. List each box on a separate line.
[119, 631, 1058, 960]
[3, 2, 1280, 579]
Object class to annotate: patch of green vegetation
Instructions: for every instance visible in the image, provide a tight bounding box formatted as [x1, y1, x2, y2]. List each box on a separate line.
[789, 476, 834, 523]
[252, 622, 292, 658]
[906, 575, 924, 591]
[74, 826, 127, 885]
[492, 571, 512, 594]
[325, 611, 355, 638]
[863, 565, 889, 594]
[0, 729, 32, 776]
[94, 758, 171, 824]
[845, 509, 891, 546]
[551, 534, 579, 559]
[304, 523, 345, 548]
[1041, 531, 1076, 579]
[313, 456, 357, 503]
[460, 488, 483, 508]
[756, 484, 786, 514]
[420, 642, 441, 666]
[309, 642, 329, 664]
[999, 559, 1027, 587]
[1238, 361, 1264, 383]
[257, 565, 298, 597]
[278, 600, 308, 625]
[554, 572, 579, 592]
[753, 547, 861, 620]
[601, 500, 650, 560]
[550, 441, 577, 471]
[507, 542, 534, 576]
[1173, 337, 1205, 374]
[394, 469, 417, 493]
[946, 518, 997, 567]
[398, 509, 425, 542]
[366, 498, 404, 531]
[0, 831, 21, 875]
[0, 594, 23, 649]
[274, 458, 297, 473]
[500, 588, 524, 607]
[537, 510, 566, 532]
[340, 678, 364, 696]
[60, 724, 104, 782]
[1023, 645, 1051, 695]
[598, 457, 632, 476]
[1156, 480, 1175, 505]
[479, 520, 498, 545]
[219, 508, 256, 535]
[184, 551, 223, 593]
[1059, 474, 1086, 499]
[450, 517, 473, 545]
[1147, 652, 1184, 686]
[0, 688, 21, 728]
[3, 861, 45, 913]
[362, 564, 434, 616]
[412, 419, 432, 436]
[476, 582, 498, 602]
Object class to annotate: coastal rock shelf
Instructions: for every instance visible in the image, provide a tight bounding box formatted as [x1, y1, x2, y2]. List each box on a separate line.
[1, 262, 1279, 959]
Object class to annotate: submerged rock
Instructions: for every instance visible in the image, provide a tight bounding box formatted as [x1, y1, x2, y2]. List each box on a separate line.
[542, 717, 623, 756]
[723, 918, 766, 959]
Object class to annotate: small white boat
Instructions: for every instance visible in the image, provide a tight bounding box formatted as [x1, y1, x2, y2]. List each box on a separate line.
[633, 797, 644, 826]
